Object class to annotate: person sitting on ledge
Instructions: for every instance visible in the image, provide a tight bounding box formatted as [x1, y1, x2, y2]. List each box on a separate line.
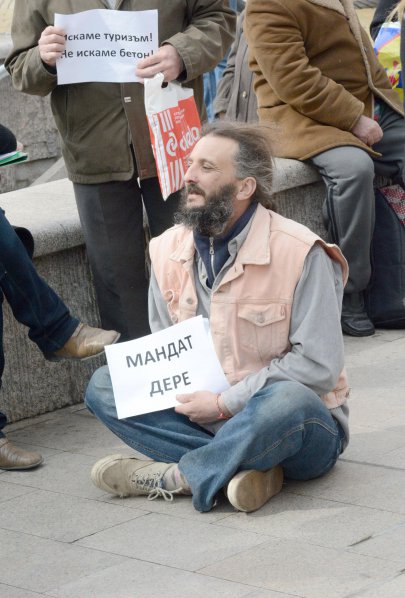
[86, 122, 349, 514]
[244, 0, 405, 337]
[0, 123, 120, 471]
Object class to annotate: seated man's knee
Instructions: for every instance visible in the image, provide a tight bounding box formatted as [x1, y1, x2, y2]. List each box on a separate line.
[344, 150, 374, 182]
[85, 365, 115, 413]
[321, 147, 374, 184]
[251, 381, 319, 423]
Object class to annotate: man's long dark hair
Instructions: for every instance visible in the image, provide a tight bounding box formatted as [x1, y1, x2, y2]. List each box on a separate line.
[200, 121, 275, 210]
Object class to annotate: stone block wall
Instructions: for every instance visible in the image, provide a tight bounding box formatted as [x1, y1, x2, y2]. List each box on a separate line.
[0, 180, 103, 423]
[0, 68, 62, 193]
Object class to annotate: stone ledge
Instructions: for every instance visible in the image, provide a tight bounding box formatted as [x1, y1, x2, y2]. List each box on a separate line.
[0, 179, 83, 257]
[0, 178, 102, 424]
[1, 157, 325, 258]
[272, 158, 322, 194]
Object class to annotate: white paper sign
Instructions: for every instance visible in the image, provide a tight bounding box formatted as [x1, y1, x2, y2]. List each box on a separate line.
[105, 316, 230, 419]
[55, 9, 158, 84]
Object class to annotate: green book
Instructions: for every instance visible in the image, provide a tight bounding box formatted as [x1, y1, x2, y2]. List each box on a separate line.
[0, 150, 28, 167]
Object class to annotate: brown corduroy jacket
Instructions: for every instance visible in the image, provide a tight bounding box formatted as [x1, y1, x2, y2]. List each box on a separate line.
[245, 0, 403, 160]
[5, 0, 235, 184]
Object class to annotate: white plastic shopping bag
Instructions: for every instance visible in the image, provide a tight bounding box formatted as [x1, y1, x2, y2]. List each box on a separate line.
[144, 73, 201, 199]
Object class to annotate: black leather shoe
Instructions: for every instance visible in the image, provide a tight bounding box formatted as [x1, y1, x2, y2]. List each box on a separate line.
[341, 292, 375, 337]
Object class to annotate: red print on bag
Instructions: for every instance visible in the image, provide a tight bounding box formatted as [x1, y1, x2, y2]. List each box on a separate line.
[145, 77, 201, 200]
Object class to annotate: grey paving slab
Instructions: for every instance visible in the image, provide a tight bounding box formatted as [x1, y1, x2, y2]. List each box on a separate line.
[96, 488, 236, 523]
[0, 480, 38, 502]
[287, 460, 405, 514]
[344, 330, 405, 358]
[8, 408, 128, 457]
[0, 529, 129, 593]
[346, 388, 405, 429]
[368, 444, 405, 469]
[77, 512, 269, 571]
[352, 573, 405, 597]
[348, 520, 405, 564]
[342, 424, 405, 464]
[344, 337, 405, 390]
[215, 491, 405, 549]
[240, 592, 296, 598]
[0, 585, 43, 598]
[43, 560, 290, 598]
[344, 329, 405, 358]
[0, 452, 106, 499]
[198, 538, 401, 598]
[0, 489, 144, 542]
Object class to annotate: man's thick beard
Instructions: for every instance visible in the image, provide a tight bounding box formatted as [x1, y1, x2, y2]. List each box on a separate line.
[174, 183, 236, 237]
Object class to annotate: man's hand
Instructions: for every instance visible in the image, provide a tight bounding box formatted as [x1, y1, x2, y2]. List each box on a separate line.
[351, 115, 383, 147]
[135, 45, 184, 83]
[175, 391, 231, 424]
[39, 26, 66, 67]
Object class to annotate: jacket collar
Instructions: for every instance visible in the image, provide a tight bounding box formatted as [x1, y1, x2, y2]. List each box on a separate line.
[305, 0, 364, 44]
[235, 204, 271, 266]
[170, 203, 272, 267]
[304, 0, 345, 15]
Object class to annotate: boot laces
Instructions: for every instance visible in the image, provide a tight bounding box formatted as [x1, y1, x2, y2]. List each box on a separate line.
[131, 471, 177, 502]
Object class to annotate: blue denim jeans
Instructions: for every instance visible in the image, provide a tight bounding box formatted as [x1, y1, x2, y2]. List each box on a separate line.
[86, 366, 344, 512]
[0, 209, 79, 436]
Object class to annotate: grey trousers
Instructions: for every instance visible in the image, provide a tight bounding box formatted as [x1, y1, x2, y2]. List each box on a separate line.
[310, 103, 405, 295]
[74, 171, 180, 341]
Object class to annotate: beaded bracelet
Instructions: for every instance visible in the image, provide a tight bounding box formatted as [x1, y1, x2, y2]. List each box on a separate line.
[215, 393, 228, 420]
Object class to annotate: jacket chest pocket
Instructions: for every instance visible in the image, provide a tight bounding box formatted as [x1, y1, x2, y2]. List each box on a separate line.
[237, 303, 289, 361]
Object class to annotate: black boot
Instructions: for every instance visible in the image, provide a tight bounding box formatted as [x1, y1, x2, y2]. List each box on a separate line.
[341, 292, 375, 337]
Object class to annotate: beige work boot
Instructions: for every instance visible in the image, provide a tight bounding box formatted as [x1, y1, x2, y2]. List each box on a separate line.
[48, 323, 120, 362]
[0, 437, 43, 470]
[226, 466, 283, 512]
[91, 454, 185, 501]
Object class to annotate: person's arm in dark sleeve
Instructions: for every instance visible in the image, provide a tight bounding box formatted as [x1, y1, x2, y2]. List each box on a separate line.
[214, 11, 244, 117]
[164, 0, 236, 82]
[370, 0, 398, 39]
[0, 124, 17, 155]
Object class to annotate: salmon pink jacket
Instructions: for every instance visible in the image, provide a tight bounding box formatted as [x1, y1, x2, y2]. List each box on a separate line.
[149, 204, 350, 410]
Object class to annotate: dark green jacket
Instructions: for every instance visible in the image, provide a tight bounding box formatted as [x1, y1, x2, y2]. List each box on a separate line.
[5, 0, 235, 183]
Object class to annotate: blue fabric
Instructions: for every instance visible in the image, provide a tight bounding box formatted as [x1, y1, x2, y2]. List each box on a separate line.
[86, 367, 343, 512]
[194, 201, 258, 287]
[0, 209, 79, 435]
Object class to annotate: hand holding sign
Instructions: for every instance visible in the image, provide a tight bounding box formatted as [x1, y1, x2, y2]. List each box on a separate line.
[136, 44, 184, 83]
[39, 26, 66, 67]
[55, 9, 158, 84]
[105, 316, 230, 419]
[176, 391, 231, 424]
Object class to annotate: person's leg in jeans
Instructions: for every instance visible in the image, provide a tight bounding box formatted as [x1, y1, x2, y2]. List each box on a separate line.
[0, 282, 43, 468]
[0, 210, 79, 355]
[0, 210, 118, 468]
[0, 289, 6, 439]
[86, 367, 342, 512]
[310, 146, 376, 336]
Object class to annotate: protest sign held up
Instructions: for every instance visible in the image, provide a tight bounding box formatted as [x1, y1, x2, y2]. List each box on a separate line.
[105, 316, 230, 419]
[55, 9, 158, 84]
